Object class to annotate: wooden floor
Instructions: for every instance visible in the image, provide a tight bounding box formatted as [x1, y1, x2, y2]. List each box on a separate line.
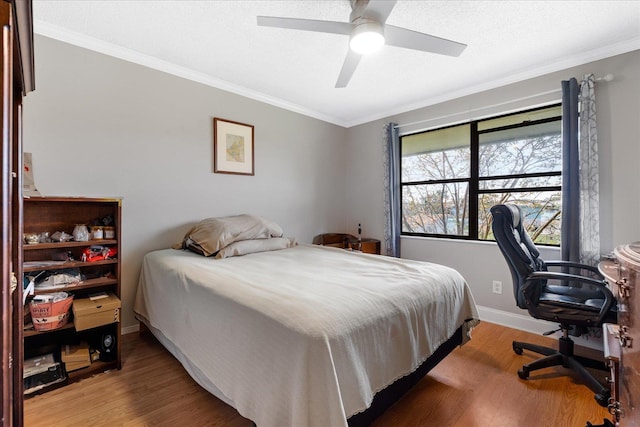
[24, 321, 612, 426]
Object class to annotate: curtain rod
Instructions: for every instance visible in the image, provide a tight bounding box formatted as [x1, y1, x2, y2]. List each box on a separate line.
[394, 73, 613, 130]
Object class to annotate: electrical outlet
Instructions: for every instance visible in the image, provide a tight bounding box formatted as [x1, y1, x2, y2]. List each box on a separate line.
[492, 280, 503, 294]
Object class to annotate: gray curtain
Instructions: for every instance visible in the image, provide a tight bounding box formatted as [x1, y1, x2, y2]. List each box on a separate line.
[561, 75, 600, 264]
[561, 78, 580, 262]
[383, 123, 401, 257]
[578, 74, 600, 266]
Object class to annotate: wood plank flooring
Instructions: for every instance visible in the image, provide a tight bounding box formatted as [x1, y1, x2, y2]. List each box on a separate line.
[24, 321, 612, 426]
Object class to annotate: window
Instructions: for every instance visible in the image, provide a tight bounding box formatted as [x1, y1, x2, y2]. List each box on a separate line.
[400, 104, 562, 245]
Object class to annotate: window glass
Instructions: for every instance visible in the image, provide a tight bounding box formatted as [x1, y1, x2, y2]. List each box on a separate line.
[478, 191, 562, 244]
[399, 104, 562, 245]
[402, 183, 469, 235]
[479, 121, 561, 177]
[401, 125, 470, 181]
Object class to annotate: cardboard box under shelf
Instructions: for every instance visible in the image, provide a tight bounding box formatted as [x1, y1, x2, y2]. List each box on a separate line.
[61, 342, 91, 371]
[64, 359, 90, 372]
[61, 342, 90, 363]
[72, 293, 121, 331]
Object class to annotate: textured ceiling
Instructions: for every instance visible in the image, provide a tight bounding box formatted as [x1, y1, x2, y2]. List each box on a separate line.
[33, 0, 640, 127]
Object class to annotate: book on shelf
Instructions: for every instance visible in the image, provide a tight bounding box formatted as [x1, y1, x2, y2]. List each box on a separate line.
[23, 353, 66, 395]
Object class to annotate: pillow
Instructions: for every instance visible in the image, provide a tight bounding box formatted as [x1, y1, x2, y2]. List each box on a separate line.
[179, 214, 283, 257]
[214, 237, 297, 259]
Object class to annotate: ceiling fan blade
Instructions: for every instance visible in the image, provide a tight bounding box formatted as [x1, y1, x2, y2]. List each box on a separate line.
[335, 50, 362, 88]
[362, 0, 398, 23]
[384, 25, 467, 57]
[257, 16, 352, 36]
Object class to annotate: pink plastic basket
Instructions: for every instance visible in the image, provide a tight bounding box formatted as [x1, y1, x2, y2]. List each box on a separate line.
[29, 294, 74, 331]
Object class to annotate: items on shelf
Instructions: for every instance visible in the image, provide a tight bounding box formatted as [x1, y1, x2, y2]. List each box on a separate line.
[23, 353, 66, 395]
[72, 224, 90, 242]
[61, 342, 91, 372]
[24, 233, 39, 245]
[31, 269, 83, 292]
[72, 292, 121, 331]
[24, 215, 116, 245]
[29, 292, 74, 332]
[22, 197, 122, 395]
[22, 274, 36, 306]
[50, 231, 73, 243]
[103, 226, 115, 239]
[23, 152, 41, 198]
[81, 245, 117, 262]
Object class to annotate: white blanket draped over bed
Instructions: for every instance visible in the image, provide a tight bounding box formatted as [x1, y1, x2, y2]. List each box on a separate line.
[134, 244, 479, 427]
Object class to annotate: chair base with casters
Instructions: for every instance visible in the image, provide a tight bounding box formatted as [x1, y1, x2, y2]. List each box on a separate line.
[512, 326, 610, 407]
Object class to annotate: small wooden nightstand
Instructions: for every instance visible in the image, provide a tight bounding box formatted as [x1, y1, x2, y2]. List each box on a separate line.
[312, 233, 356, 249]
[312, 234, 381, 255]
[348, 238, 381, 255]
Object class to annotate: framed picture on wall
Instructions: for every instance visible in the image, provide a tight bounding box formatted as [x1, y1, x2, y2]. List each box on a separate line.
[213, 117, 255, 176]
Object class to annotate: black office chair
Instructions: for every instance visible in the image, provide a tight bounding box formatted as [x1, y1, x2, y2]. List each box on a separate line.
[490, 204, 617, 407]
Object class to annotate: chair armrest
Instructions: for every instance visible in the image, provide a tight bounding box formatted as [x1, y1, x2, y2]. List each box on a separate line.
[544, 260, 603, 278]
[524, 271, 615, 324]
[528, 271, 606, 287]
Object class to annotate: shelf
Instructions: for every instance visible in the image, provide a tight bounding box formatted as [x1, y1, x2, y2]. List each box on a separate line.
[24, 322, 75, 338]
[25, 196, 122, 205]
[32, 276, 118, 296]
[68, 359, 119, 380]
[24, 377, 69, 398]
[22, 196, 122, 399]
[23, 360, 120, 399]
[24, 258, 118, 273]
[24, 318, 120, 338]
[23, 239, 117, 251]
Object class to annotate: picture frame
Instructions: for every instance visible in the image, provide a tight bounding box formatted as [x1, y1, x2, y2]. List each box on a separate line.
[213, 117, 255, 176]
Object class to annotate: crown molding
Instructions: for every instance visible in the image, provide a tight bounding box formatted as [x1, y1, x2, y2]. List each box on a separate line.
[34, 20, 639, 129]
[33, 20, 348, 127]
[346, 37, 640, 128]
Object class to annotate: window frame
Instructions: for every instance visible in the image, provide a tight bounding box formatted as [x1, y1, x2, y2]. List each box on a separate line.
[399, 103, 562, 244]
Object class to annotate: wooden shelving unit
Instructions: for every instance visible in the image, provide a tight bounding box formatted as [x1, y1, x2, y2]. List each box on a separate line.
[22, 197, 122, 396]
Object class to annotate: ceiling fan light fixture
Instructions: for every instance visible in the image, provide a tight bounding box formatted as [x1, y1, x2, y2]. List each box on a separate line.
[349, 20, 384, 54]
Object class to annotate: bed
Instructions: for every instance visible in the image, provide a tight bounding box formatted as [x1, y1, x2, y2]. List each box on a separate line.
[133, 216, 479, 427]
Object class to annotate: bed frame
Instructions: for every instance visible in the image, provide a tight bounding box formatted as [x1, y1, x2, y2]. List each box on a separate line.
[347, 326, 463, 426]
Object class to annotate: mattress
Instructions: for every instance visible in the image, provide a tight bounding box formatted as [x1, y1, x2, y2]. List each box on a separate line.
[134, 244, 479, 427]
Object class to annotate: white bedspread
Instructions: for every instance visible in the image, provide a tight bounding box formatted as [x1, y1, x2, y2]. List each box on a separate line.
[134, 244, 479, 427]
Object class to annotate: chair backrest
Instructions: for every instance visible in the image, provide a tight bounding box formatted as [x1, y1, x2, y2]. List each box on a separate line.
[490, 204, 546, 309]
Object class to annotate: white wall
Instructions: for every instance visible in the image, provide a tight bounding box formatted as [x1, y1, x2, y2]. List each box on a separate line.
[23, 36, 350, 329]
[346, 50, 640, 325]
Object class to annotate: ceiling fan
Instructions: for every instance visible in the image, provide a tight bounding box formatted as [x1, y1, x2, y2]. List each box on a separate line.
[257, 0, 467, 88]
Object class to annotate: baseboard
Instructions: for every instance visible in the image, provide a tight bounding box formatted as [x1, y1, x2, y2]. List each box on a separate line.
[476, 305, 604, 350]
[476, 305, 556, 334]
[122, 323, 140, 335]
